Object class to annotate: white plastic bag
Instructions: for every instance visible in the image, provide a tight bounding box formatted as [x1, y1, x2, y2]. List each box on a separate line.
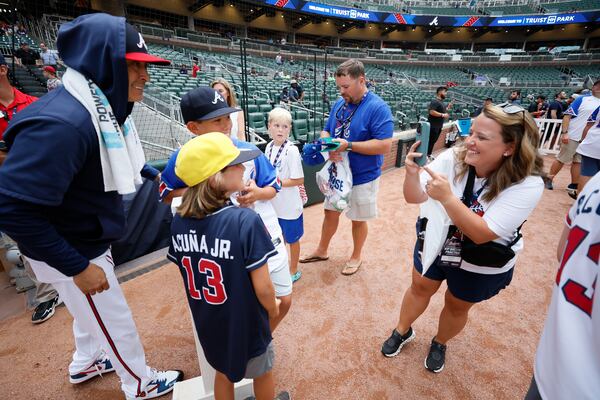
[418, 198, 451, 274]
[316, 153, 352, 211]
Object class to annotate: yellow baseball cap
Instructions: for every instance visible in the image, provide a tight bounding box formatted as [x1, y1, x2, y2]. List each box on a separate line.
[175, 132, 261, 186]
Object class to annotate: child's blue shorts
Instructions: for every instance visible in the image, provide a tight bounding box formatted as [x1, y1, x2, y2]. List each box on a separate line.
[278, 214, 304, 244]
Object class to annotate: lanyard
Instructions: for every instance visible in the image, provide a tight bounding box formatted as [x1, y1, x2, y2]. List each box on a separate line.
[334, 91, 368, 138]
[268, 140, 287, 168]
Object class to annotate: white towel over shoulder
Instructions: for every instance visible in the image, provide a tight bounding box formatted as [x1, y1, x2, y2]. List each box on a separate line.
[62, 68, 145, 195]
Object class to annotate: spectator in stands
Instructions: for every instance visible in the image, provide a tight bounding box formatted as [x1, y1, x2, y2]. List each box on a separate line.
[39, 42, 60, 68]
[179, 64, 188, 75]
[211, 78, 245, 141]
[290, 79, 304, 102]
[289, 56, 295, 65]
[548, 92, 565, 120]
[544, 81, 600, 196]
[279, 87, 290, 107]
[43, 66, 61, 92]
[508, 89, 521, 105]
[382, 103, 544, 374]
[473, 98, 493, 117]
[427, 87, 453, 157]
[300, 59, 393, 276]
[528, 95, 548, 119]
[288, 84, 299, 103]
[275, 52, 283, 66]
[191, 60, 200, 78]
[0, 15, 182, 399]
[16, 23, 27, 36]
[250, 67, 257, 77]
[14, 42, 40, 66]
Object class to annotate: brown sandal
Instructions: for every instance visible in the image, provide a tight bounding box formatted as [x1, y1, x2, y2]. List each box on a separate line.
[299, 255, 329, 263]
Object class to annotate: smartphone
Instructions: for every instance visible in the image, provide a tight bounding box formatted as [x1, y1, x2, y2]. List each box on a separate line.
[414, 120, 430, 167]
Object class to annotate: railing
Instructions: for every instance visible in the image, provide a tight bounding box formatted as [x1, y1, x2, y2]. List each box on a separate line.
[536, 118, 563, 154]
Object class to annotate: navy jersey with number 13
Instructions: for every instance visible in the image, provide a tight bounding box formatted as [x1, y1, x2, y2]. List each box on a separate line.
[168, 204, 277, 382]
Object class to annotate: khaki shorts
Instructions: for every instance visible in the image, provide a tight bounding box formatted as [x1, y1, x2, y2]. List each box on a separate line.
[324, 178, 380, 221]
[556, 139, 582, 164]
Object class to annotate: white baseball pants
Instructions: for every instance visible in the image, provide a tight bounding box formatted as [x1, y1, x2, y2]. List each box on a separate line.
[26, 249, 153, 398]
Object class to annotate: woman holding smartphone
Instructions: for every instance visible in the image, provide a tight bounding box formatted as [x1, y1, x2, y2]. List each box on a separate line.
[381, 104, 544, 373]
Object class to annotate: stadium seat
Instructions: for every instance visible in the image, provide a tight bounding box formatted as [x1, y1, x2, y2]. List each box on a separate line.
[248, 112, 267, 134]
[292, 119, 309, 142]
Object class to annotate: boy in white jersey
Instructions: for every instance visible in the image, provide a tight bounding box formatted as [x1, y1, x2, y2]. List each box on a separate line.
[265, 108, 305, 282]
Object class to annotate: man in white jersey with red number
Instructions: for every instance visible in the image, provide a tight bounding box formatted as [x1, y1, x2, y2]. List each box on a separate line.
[527, 172, 600, 399]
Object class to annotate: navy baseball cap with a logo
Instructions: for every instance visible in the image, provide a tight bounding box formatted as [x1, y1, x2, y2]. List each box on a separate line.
[124, 23, 170, 65]
[180, 86, 241, 123]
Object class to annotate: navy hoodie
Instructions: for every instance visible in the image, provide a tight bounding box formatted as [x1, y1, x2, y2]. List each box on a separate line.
[0, 14, 133, 276]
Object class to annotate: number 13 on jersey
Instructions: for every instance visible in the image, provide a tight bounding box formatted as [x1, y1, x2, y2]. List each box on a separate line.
[556, 225, 599, 317]
[181, 256, 228, 305]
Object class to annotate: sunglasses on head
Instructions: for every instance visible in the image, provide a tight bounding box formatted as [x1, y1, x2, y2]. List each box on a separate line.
[497, 102, 526, 121]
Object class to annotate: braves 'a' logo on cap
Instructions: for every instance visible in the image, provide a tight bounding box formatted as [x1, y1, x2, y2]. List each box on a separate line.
[212, 91, 225, 105]
[136, 33, 148, 51]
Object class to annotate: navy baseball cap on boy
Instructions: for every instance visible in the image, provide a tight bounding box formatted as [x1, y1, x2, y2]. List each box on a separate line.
[0, 54, 7, 66]
[180, 86, 241, 123]
[124, 23, 170, 65]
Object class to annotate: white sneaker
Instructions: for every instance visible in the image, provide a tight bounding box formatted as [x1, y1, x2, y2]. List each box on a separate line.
[69, 351, 115, 384]
[127, 369, 184, 399]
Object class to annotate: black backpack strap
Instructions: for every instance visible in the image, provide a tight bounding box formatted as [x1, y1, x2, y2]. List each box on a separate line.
[461, 166, 476, 207]
[508, 221, 526, 247]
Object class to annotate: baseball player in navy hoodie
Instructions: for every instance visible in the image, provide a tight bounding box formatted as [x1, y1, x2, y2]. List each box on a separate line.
[0, 14, 182, 399]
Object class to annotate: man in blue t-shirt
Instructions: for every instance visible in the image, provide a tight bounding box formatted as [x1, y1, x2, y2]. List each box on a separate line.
[299, 59, 393, 276]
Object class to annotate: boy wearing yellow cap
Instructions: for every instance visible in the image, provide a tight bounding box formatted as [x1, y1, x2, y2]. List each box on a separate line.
[159, 86, 293, 332]
[167, 133, 290, 400]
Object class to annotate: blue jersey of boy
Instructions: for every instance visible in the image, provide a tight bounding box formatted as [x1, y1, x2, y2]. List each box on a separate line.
[167, 205, 277, 382]
[324, 91, 393, 185]
[159, 138, 280, 201]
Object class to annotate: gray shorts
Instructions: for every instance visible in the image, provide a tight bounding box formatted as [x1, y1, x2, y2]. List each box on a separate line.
[324, 177, 380, 221]
[556, 139, 582, 164]
[244, 342, 274, 379]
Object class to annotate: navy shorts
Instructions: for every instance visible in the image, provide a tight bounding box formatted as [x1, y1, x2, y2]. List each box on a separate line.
[580, 154, 600, 177]
[278, 214, 304, 244]
[413, 242, 514, 303]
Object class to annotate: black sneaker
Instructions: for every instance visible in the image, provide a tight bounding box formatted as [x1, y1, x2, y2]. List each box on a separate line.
[424, 338, 446, 373]
[542, 176, 553, 190]
[275, 392, 291, 400]
[32, 295, 62, 324]
[381, 327, 415, 357]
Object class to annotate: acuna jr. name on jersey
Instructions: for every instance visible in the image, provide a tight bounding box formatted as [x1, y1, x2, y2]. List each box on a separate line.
[171, 230, 233, 260]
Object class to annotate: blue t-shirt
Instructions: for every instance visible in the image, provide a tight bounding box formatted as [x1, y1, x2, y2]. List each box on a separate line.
[324, 91, 393, 185]
[167, 205, 277, 382]
[159, 138, 280, 201]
